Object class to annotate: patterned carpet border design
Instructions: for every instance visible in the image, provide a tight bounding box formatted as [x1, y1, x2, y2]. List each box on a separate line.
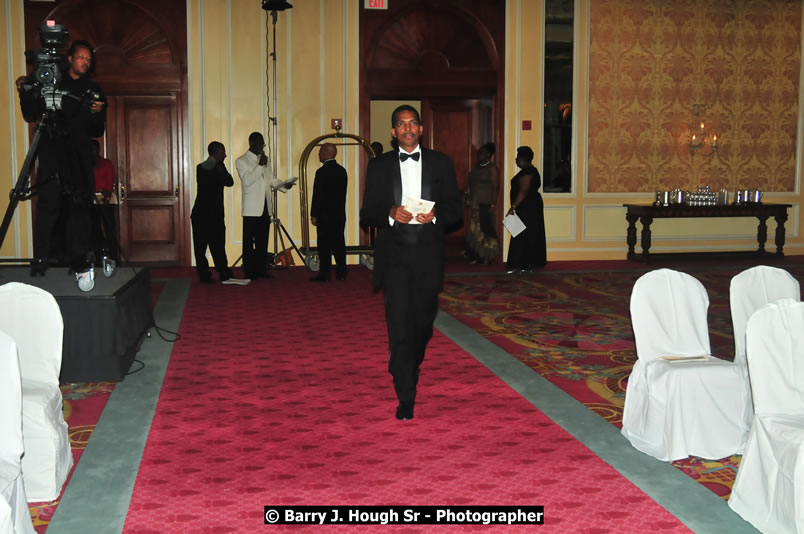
[439, 264, 803, 500]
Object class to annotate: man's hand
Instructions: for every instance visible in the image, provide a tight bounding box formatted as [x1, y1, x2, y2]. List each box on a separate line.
[259, 153, 268, 166]
[311, 216, 317, 226]
[415, 208, 435, 224]
[15, 76, 27, 92]
[389, 205, 413, 224]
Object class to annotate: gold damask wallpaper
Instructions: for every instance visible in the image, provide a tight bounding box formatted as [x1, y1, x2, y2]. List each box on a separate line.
[588, 0, 801, 193]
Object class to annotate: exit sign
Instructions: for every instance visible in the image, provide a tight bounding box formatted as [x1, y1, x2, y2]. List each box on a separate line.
[364, 0, 387, 9]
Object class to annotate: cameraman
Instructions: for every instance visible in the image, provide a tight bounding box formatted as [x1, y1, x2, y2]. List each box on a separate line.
[16, 39, 106, 274]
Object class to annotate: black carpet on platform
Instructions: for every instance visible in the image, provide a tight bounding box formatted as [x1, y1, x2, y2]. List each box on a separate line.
[0, 266, 154, 382]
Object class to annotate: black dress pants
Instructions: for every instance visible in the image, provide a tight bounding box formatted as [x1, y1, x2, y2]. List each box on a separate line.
[316, 218, 346, 277]
[34, 180, 93, 269]
[192, 215, 230, 281]
[91, 203, 118, 261]
[243, 201, 270, 278]
[382, 244, 439, 403]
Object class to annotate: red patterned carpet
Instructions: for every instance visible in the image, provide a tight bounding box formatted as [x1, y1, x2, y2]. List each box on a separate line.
[439, 262, 804, 500]
[123, 268, 690, 533]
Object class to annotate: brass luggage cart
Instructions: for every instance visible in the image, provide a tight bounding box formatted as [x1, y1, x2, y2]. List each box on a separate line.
[296, 127, 377, 271]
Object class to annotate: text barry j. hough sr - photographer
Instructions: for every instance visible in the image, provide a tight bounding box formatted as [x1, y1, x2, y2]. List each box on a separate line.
[263, 505, 545, 525]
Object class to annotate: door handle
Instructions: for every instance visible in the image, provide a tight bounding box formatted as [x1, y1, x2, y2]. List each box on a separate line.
[120, 185, 126, 201]
[175, 185, 179, 198]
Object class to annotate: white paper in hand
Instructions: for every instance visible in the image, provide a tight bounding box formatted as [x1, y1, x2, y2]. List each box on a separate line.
[503, 212, 526, 237]
[403, 197, 435, 225]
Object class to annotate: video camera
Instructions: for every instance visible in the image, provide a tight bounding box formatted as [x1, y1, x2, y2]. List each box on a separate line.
[22, 21, 71, 112]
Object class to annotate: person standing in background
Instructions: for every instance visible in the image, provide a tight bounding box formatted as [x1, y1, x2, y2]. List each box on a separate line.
[235, 132, 293, 280]
[16, 39, 106, 274]
[506, 145, 547, 273]
[191, 141, 245, 285]
[310, 143, 348, 282]
[91, 139, 117, 262]
[464, 142, 500, 264]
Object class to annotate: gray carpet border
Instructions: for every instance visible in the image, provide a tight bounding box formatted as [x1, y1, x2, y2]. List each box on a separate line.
[434, 310, 757, 533]
[47, 278, 191, 534]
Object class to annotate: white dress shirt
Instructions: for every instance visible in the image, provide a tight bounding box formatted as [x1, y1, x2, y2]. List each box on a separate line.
[392, 145, 423, 225]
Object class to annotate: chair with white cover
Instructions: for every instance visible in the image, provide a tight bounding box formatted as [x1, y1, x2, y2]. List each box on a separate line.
[621, 268, 753, 461]
[0, 330, 36, 534]
[730, 265, 800, 367]
[0, 282, 72, 503]
[729, 299, 804, 534]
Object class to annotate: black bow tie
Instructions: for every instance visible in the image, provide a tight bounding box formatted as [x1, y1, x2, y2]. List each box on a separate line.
[399, 152, 420, 162]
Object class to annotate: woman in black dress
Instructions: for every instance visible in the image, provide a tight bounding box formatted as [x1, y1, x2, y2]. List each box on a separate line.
[506, 146, 546, 272]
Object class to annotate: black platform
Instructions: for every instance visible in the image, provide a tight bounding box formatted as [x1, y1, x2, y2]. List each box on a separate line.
[0, 266, 154, 382]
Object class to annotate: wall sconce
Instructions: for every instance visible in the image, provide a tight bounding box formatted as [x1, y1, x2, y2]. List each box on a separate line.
[689, 104, 718, 156]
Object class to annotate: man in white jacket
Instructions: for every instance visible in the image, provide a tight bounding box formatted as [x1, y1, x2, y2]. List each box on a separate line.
[235, 132, 292, 279]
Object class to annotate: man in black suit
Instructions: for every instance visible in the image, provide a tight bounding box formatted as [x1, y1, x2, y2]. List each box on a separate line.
[360, 105, 462, 420]
[310, 143, 348, 282]
[191, 141, 235, 284]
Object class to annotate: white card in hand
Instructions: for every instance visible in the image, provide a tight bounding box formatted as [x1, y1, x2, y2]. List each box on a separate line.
[503, 213, 526, 237]
[403, 196, 435, 215]
[403, 197, 435, 224]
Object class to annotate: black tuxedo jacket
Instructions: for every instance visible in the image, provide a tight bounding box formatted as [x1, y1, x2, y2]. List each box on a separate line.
[310, 159, 348, 224]
[360, 148, 462, 290]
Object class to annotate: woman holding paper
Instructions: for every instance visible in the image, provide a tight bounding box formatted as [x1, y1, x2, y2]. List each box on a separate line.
[506, 146, 547, 272]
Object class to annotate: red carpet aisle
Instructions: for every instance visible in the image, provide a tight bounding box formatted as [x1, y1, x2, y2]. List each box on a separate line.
[123, 268, 689, 533]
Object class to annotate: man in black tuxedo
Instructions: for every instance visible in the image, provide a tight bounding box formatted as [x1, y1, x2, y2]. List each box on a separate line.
[310, 143, 348, 281]
[360, 105, 462, 420]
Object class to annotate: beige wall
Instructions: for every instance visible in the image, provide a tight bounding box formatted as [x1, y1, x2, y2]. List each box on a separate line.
[188, 0, 361, 265]
[505, 0, 804, 260]
[0, 0, 32, 259]
[3, 0, 804, 263]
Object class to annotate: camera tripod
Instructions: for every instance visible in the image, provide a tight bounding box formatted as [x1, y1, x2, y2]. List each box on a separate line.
[266, 2, 301, 268]
[0, 111, 115, 291]
[0, 111, 49, 268]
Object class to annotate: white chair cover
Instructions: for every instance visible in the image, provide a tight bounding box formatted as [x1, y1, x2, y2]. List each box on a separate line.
[0, 331, 36, 534]
[730, 265, 800, 366]
[621, 269, 752, 461]
[0, 282, 72, 503]
[729, 299, 804, 534]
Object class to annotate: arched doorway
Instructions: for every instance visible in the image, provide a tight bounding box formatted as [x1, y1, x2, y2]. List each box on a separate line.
[359, 0, 506, 261]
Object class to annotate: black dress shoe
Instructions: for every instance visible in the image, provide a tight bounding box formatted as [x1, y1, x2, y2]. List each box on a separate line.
[395, 402, 414, 420]
[310, 274, 330, 282]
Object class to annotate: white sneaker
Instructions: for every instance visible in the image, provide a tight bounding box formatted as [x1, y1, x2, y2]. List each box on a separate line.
[222, 278, 251, 285]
